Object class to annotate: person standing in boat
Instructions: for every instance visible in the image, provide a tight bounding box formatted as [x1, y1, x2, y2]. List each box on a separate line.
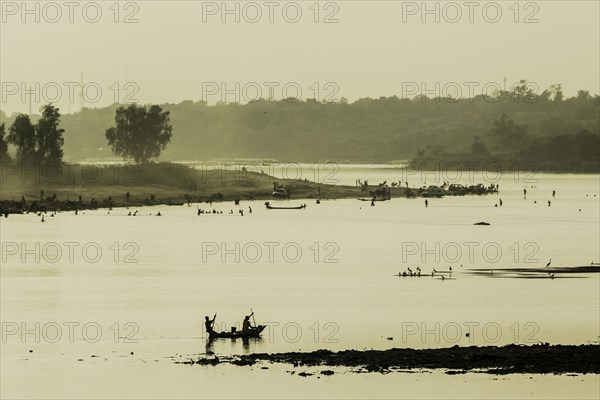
[205, 314, 216, 334]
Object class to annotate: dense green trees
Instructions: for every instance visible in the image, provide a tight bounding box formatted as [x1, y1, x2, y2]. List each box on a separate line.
[5, 104, 65, 166]
[7, 114, 36, 163]
[489, 114, 529, 151]
[116, 85, 596, 163]
[105, 104, 173, 163]
[0, 82, 598, 171]
[36, 105, 65, 165]
[524, 129, 599, 163]
[0, 123, 10, 162]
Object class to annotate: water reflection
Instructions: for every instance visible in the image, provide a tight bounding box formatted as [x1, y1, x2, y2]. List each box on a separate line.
[205, 336, 264, 354]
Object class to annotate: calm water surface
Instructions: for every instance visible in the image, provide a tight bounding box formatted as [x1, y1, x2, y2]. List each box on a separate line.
[1, 168, 599, 399]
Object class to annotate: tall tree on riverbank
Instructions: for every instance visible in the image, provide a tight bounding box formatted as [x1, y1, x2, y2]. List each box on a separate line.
[35, 104, 65, 165]
[0, 123, 10, 162]
[105, 104, 173, 163]
[6, 105, 65, 165]
[7, 114, 36, 164]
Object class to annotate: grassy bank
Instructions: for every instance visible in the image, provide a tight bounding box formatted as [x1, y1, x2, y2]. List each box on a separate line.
[0, 162, 407, 213]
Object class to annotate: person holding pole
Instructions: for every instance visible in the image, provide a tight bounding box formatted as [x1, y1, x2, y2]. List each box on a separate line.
[242, 311, 254, 332]
[205, 313, 217, 334]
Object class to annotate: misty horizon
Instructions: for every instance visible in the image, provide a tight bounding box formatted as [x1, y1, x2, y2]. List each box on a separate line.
[1, 1, 599, 114]
[2, 80, 600, 118]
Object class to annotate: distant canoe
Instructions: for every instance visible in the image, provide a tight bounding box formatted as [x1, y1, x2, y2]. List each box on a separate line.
[265, 202, 306, 210]
[208, 325, 266, 339]
[358, 197, 390, 202]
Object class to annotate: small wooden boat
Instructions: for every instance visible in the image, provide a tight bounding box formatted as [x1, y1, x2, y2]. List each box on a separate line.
[358, 197, 390, 202]
[208, 325, 266, 339]
[264, 202, 306, 210]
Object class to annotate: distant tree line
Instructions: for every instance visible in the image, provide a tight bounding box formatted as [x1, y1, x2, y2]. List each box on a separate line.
[411, 110, 599, 171]
[1, 80, 598, 171]
[487, 112, 599, 160]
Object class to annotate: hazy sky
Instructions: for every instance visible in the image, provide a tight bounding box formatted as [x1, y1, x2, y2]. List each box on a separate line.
[1, 0, 599, 114]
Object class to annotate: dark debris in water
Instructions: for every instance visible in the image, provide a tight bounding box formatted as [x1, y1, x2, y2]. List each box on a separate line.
[176, 356, 221, 366]
[231, 359, 256, 366]
[175, 344, 600, 375]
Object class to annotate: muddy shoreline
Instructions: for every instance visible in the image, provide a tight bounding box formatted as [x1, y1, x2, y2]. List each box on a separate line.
[179, 344, 600, 375]
[0, 183, 489, 214]
[1, 163, 502, 214]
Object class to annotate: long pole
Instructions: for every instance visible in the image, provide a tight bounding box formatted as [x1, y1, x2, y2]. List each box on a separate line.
[250, 308, 256, 327]
[210, 312, 216, 334]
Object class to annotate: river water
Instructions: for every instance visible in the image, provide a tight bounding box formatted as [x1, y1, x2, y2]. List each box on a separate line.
[1, 167, 599, 399]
